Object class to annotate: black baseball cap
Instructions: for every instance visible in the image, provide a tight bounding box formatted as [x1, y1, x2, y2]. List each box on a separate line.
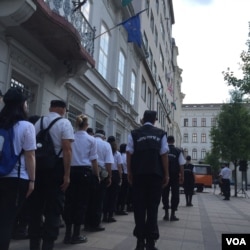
[3, 87, 27, 104]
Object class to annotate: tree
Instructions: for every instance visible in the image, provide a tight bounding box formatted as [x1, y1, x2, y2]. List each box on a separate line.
[222, 25, 250, 97]
[210, 92, 250, 196]
[203, 149, 221, 180]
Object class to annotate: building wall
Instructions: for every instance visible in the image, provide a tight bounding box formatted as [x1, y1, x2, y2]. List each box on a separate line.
[0, 0, 183, 146]
[181, 103, 250, 186]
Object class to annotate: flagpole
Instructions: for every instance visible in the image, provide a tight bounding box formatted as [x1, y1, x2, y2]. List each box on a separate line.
[94, 25, 119, 40]
[94, 8, 148, 40]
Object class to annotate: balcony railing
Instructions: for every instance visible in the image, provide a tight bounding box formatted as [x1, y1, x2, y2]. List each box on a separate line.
[43, 0, 95, 56]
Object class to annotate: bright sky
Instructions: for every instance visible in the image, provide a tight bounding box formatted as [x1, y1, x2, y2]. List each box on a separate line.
[172, 0, 250, 104]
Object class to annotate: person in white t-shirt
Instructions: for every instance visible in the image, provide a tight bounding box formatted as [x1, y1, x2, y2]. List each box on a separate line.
[219, 164, 232, 200]
[0, 87, 36, 250]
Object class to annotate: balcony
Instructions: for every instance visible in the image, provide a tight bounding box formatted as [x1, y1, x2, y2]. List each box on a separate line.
[2, 0, 95, 68]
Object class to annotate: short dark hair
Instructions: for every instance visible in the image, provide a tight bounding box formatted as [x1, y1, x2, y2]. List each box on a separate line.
[142, 110, 158, 123]
[167, 135, 175, 143]
[87, 127, 94, 134]
[50, 100, 67, 108]
[186, 155, 191, 161]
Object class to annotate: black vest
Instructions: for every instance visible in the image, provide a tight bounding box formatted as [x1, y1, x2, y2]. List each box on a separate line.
[168, 145, 181, 179]
[131, 125, 165, 177]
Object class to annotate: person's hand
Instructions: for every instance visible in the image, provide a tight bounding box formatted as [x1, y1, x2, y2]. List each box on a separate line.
[26, 181, 35, 198]
[179, 176, 184, 185]
[106, 176, 112, 187]
[128, 173, 133, 185]
[61, 175, 70, 192]
[162, 176, 169, 188]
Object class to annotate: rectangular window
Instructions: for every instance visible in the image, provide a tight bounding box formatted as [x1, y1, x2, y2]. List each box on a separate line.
[201, 118, 206, 127]
[192, 133, 197, 143]
[130, 72, 136, 105]
[98, 25, 109, 79]
[201, 133, 206, 143]
[95, 121, 104, 132]
[192, 118, 197, 127]
[183, 133, 188, 143]
[211, 118, 216, 127]
[68, 105, 82, 129]
[184, 118, 188, 127]
[117, 51, 125, 93]
[159, 46, 164, 70]
[147, 87, 152, 109]
[141, 78, 146, 101]
[201, 149, 206, 160]
[154, 26, 158, 46]
[150, 11, 154, 32]
[192, 150, 197, 160]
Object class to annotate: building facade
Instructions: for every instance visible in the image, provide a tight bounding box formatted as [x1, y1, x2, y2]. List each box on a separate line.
[0, 0, 183, 145]
[181, 103, 250, 187]
[181, 103, 222, 163]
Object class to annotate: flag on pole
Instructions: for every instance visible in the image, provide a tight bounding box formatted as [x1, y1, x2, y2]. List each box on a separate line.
[167, 82, 174, 96]
[122, 0, 132, 7]
[121, 13, 142, 47]
[171, 102, 177, 110]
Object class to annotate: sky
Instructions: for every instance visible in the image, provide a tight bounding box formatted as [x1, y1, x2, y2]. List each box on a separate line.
[172, 0, 250, 104]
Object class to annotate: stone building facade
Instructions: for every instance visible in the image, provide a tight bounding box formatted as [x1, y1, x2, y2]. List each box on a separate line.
[0, 0, 183, 145]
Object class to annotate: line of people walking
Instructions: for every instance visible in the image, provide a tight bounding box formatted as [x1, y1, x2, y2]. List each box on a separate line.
[0, 89, 196, 250]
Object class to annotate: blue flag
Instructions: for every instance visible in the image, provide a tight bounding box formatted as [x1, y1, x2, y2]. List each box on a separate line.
[122, 14, 141, 47]
[122, 0, 132, 7]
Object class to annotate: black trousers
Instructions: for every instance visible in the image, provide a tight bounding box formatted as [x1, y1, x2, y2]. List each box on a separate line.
[132, 174, 163, 241]
[222, 179, 230, 199]
[103, 170, 121, 217]
[28, 159, 65, 242]
[117, 173, 129, 211]
[162, 178, 180, 211]
[84, 176, 107, 228]
[63, 167, 92, 225]
[0, 178, 29, 250]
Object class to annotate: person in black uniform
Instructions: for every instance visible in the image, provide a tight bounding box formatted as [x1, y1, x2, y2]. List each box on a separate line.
[183, 155, 195, 206]
[126, 110, 169, 250]
[162, 135, 185, 221]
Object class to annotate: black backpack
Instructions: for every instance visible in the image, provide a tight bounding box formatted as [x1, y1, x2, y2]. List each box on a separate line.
[35, 117, 62, 170]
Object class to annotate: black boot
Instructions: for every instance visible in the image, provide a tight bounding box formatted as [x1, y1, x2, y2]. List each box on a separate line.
[146, 239, 158, 250]
[163, 209, 169, 221]
[185, 194, 189, 206]
[188, 195, 193, 206]
[135, 238, 145, 250]
[30, 238, 41, 250]
[170, 210, 179, 221]
[63, 224, 72, 244]
[41, 239, 54, 250]
[71, 224, 87, 244]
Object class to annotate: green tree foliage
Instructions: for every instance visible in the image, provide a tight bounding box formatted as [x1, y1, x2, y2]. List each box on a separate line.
[222, 35, 250, 96]
[210, 94, 250, 196]
[203, 150, 220, 179]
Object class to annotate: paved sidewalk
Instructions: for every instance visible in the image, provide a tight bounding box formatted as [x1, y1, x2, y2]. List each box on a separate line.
[9, 188, 250, 250]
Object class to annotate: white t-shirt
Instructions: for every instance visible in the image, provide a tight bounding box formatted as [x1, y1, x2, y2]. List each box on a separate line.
[4, 121, 36, 179]
[95, 137, 114, 168]
[71, 130, 98, 166]
[111, 151, 122, 171]
[220, 167, 232, 179]
[35, 112, 74, 157]
[121, 152, 127, 174]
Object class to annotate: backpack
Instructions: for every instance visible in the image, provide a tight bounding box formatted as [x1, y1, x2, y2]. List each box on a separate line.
[0, 126, 22, 176]
[35, 116, 62, 170]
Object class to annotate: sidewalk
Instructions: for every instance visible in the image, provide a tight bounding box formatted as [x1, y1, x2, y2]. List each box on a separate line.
[9, 188, 250, 250]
